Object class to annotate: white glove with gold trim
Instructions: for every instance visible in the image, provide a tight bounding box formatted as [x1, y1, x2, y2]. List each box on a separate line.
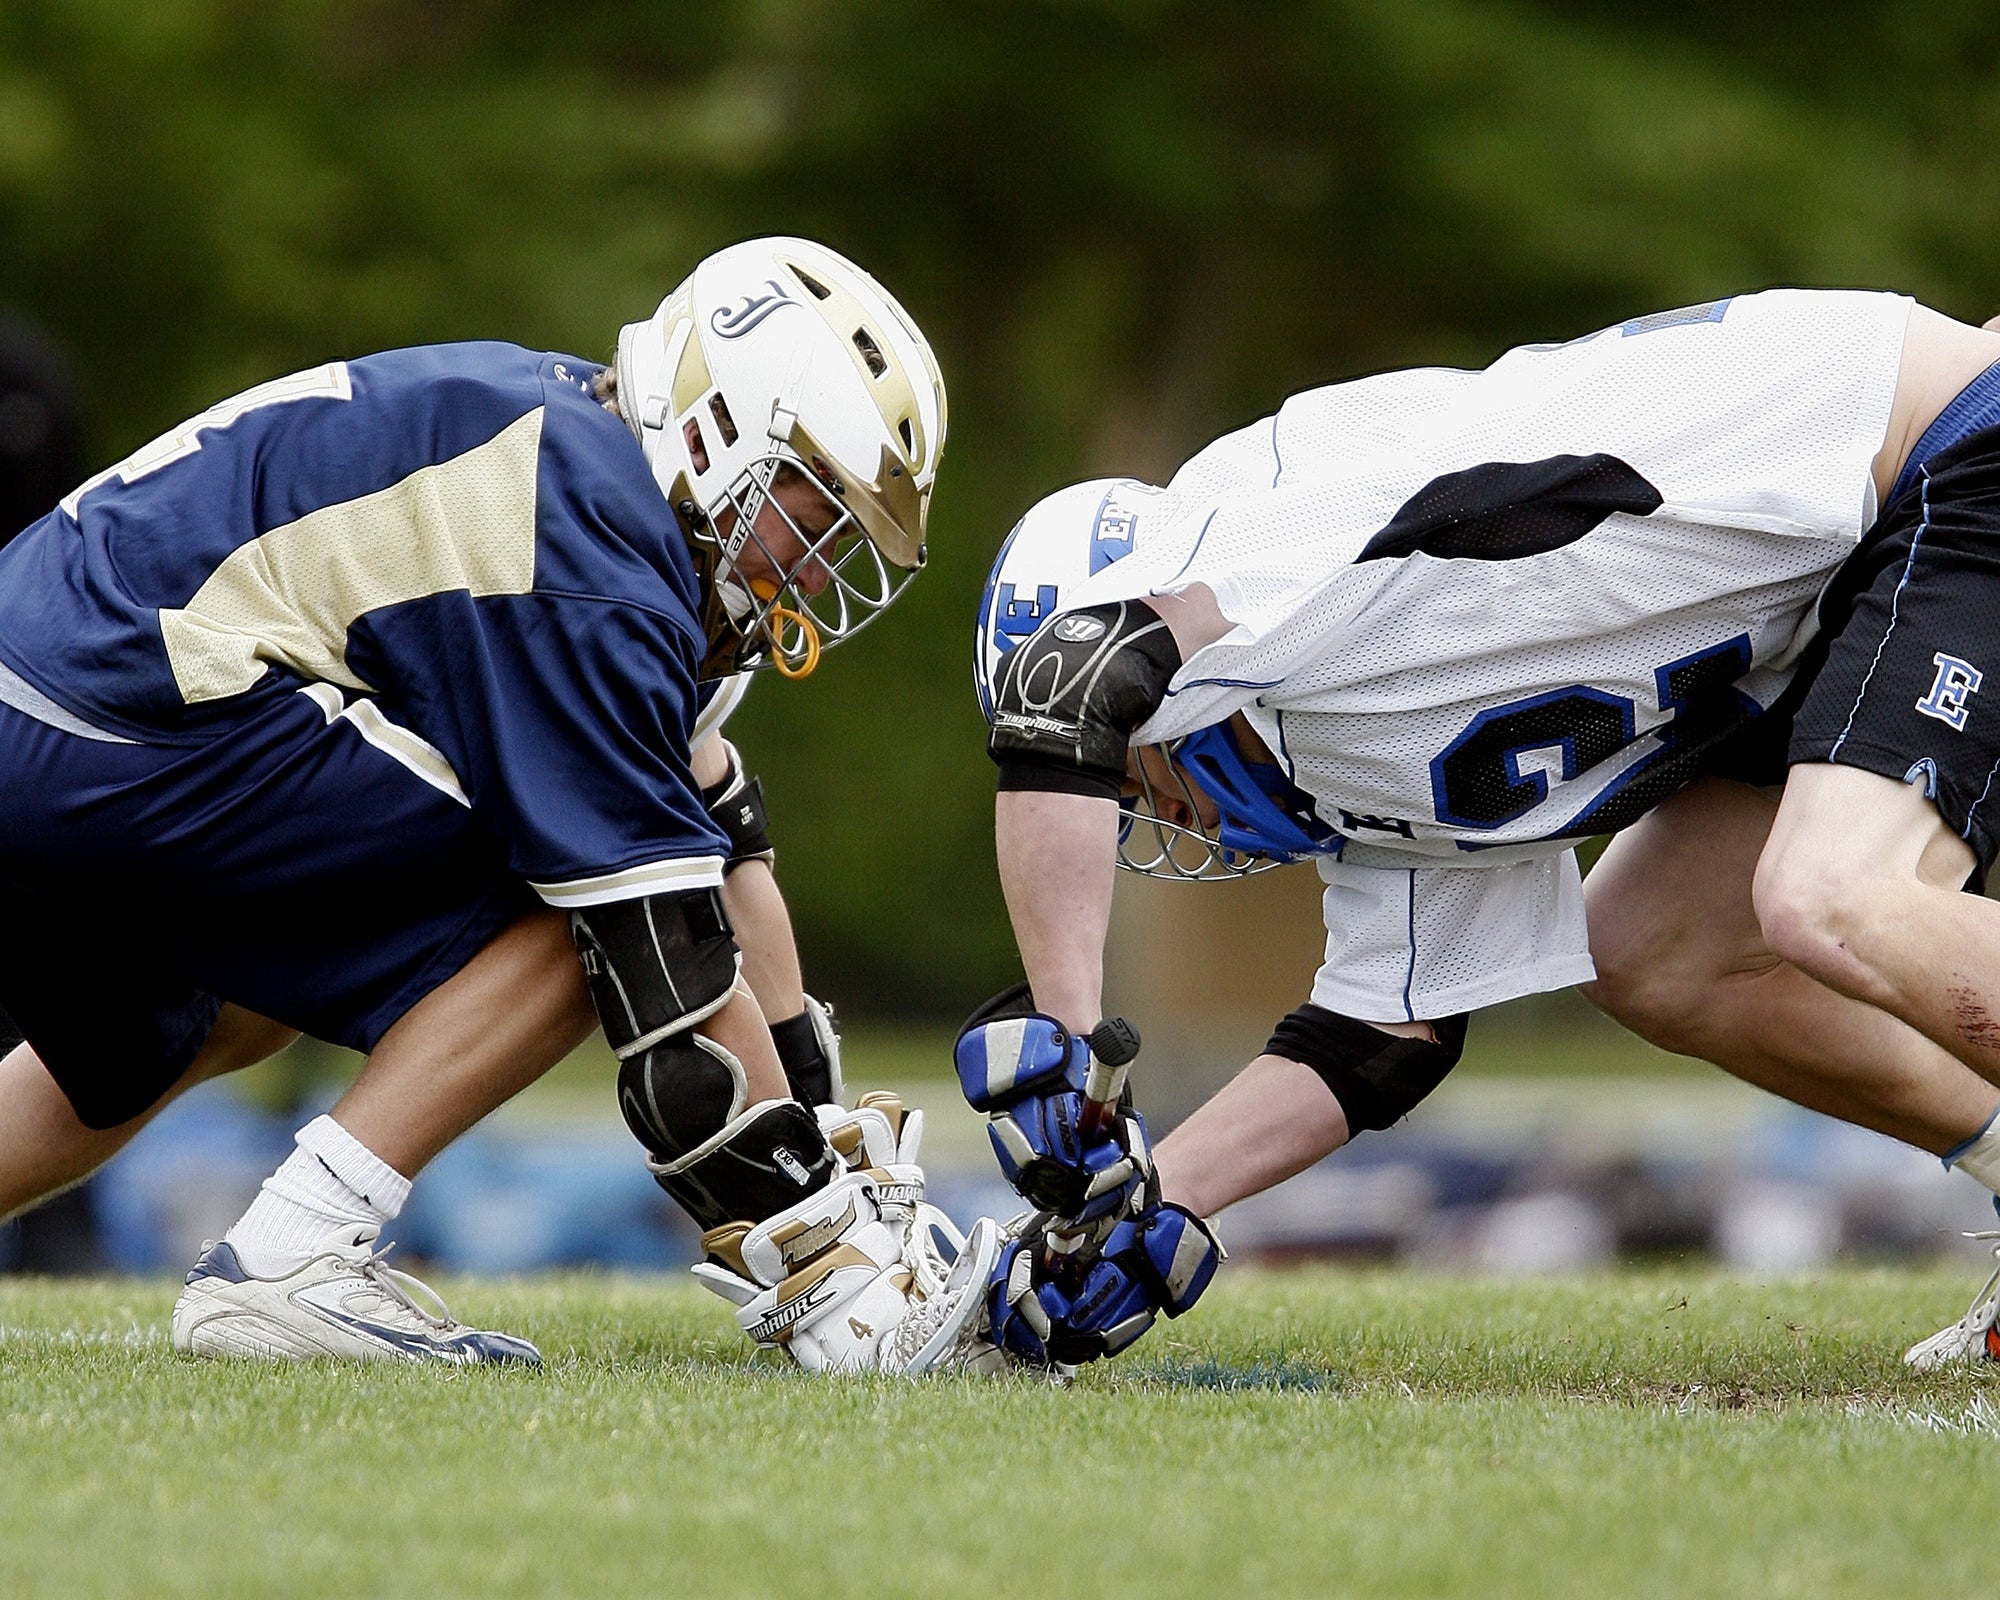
[811, 1091, 1071, 1379]
[692, 1163, 999, 1376]
[818, 1090, 924, 1228]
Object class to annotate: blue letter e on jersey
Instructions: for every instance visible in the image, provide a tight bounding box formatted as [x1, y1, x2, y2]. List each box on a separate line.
[1917, 652, 1983, 732]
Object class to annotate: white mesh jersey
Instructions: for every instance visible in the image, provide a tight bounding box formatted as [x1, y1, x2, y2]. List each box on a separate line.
[1067, 289, 1913, 1020]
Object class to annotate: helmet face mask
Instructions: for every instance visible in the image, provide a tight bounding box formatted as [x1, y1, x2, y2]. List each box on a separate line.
[1119, 723, 1343, 881]
[618, 237, 945, 677]
[975, 479, 1339, 882]
[698, 453, 912, 680]
[1118, 738, 1280, 881]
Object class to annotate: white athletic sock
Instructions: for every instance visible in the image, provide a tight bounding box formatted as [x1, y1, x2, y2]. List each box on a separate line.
[223, 1115, 414, 1277]
[1944, 1108, 2000, 1203]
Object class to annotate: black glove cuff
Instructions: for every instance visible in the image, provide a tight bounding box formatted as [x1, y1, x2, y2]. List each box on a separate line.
[959, 980, 1039, 1032]
[769, 1009, 834, 1107]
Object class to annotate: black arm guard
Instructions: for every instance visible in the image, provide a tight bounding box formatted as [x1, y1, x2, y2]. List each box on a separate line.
[569, 887, 740, 1057]
[699, 742, 776, 875]
[988, 600, 1182, 801]
[1264, 1005, 1469, 1134]
[769, 1006, 836, 1107]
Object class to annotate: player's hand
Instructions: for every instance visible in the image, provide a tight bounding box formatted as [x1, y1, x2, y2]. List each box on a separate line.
[989, 1091, 1155, 1223]
[953, 989, 1087, 1113]
[985, 1202, 1224, 1367]
[954, 1000, 1154, 1222]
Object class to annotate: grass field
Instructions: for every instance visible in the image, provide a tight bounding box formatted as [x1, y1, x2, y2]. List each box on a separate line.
[3, 1265, 1995, 1600]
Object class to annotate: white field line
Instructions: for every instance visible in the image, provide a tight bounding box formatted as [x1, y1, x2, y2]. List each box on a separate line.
[1893, 1390, 2000, 1437]
[0, 1323, 165, 1350]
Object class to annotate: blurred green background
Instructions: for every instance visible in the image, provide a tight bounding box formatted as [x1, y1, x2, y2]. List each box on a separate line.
[4, 0, 1998, 1020]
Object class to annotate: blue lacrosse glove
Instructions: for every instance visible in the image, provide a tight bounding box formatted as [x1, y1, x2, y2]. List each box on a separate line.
[954, 987, 1153, 1224]
[986, 1202, 1224, 1367]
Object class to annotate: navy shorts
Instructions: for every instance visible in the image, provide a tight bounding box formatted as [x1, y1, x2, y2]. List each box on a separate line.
[0, 684, 538, 1128]
[1784, 362, 2000, 870]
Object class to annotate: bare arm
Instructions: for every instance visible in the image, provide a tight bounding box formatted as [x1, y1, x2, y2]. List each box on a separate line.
[1153, 1056, 1350, 1216]
[993, 578, 1439, 1211]
[1878, 305, 2000, 501]
[691, 732, 806, 1024]
[1145, 582, 1232, 659]
[697, 981, 790, 1105]
[992, 581, 1234, 1032]
[1153, 1014, 1437, 1217]
[718, 865, 806, 1023]
[995, 788, 1122, 1032]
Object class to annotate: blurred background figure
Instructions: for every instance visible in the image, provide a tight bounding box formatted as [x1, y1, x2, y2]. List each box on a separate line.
[0, 311, 84, 548]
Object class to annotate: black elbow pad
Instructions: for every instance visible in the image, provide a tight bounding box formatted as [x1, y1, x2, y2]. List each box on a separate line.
[987, 600, 1181, 800]
[569, 887, 740, 1057]
[1265, 1005, 1469, 1134]
[698, 741, 776, 874]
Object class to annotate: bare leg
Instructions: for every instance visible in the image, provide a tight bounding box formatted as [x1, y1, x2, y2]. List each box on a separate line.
[1154, 1056, 1350, 1217]
[1754, 763, 2000, 1082]
[330, 905, 790, 1178]
[1585, 776, 1998, 1153]
[330, 908, 600, 1176]
[0, 1005, 299, 1220]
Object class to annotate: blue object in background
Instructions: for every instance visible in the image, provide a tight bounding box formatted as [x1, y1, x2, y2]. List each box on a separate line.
[82, 1079, 705, 1275]
[91, 1084, 293, 1272]
[397, 1126, 697, 1273]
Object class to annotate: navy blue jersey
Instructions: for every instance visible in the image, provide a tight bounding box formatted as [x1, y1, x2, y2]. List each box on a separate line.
[0, 344, 728, 905]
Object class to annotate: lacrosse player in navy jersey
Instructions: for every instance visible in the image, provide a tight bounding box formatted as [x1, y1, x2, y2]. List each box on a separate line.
[0, 236, 998, 1373]
[958, 290, 2000, 1371]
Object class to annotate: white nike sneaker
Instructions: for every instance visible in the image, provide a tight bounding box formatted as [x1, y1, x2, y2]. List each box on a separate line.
[1906, 1232, 2000, 1369]
[171, 1228, 542, 1367]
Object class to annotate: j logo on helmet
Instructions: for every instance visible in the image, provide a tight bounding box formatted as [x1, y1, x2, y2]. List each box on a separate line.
[711, 279, 799, 339]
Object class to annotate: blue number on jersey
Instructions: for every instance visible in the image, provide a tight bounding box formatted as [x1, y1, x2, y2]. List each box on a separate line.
[1430, 635, 1757, 839]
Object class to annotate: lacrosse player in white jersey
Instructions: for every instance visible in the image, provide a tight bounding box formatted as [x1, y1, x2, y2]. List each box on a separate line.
[958, 289, 2000, 1370]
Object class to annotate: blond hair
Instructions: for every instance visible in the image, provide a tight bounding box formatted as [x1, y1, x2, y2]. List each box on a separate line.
[591, 360, 621, 415]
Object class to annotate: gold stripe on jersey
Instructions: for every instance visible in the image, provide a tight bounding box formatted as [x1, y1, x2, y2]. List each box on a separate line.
[340, 698, 471, 807]
[296, 684, 473, 808]
[529, 854, 727, 908]
[159, 406, 545, 705]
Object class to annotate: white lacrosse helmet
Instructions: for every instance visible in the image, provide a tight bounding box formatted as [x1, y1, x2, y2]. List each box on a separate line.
[617, 237, 947, 678]
[975, 478, 1307, 882]
[973, 477, 1155, 721]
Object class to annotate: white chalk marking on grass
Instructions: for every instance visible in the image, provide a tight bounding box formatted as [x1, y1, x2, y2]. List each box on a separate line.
[0, 1324, 165, 1350]
[1897, 1392, 2000, 1438]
